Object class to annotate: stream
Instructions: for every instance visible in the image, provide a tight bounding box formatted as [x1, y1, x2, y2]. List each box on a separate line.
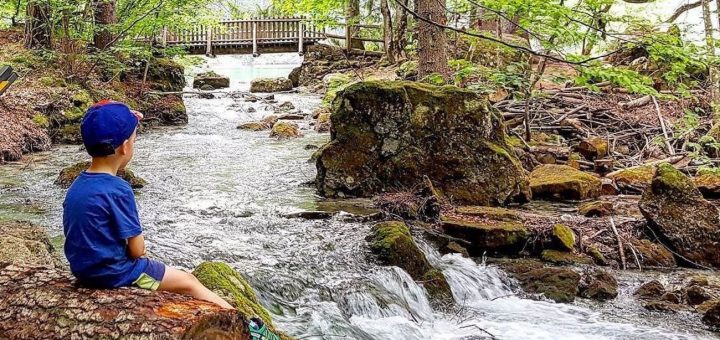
[0, 54, 717, 340]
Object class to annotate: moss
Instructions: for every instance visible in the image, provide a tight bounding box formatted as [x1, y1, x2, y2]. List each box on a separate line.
[552, 224, 576, 251]
[397, 60, 418, 80]
[192, 262, 273, 327]
[694, 171, 720, 197]
[455, 206, 520, 221]
[55, 161, 147, 189]
[516, 266, 581, 303]
[608, 164, 655, 188]
[577, 200, 613, 217]
[529, 164, 601, 200]
[586, 245, 607, 265]
[71, 90, 93, 111]
[63, 106, 86, 122]
[421, 268, 453, 305]
[541, 249, 593, 265]
[38, 76, 66, 87]
[270, 121, 302, 139]
[441, 216, 529, 254]
[32, 114, 50, 128]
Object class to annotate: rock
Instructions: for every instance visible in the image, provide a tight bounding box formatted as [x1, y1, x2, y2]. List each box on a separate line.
[600, 177, 620, 196]
[192, 262, 282, 336]
[441, 216, 529, 255]
[397, 60, 418, 80]
[283, 211, 336, 220]
[250, 78, 294, 93]
[247, 107, 257, 113]
[193, 71, 230, 89]
[305, 144, 319, 150]
[138, 94, 188, 126]
[703, 301, 720, 329]
[686, 285, 712, 306]
[639, 163, 720, 268]
[200, 84, 214, 91]
[278, 101, 295, 111]
[529, 165, 601, 200]
[56, 161, 147, 189]
[551, 224, 576, 251]
[627, 239, 676, 268]
[586, 245, 607, 265]
[454, 206, 520, 221]
[0, 222, 63, 268]
[199, 92, 215, 99]
[277, 114, 304, 120]
[579, 270, 618, 301]
[315, 81, 530, 205]
[237, 122, 269, 131]
[367, 221, 452, 304]
[270, 121, 302, 139]
[142, 57, 187, 92]
[288, 67, 301, 87]
[635, 280, 666, 299]
[440, 241, 470, 257]
[607, 164, 655, 194]
[644, 300, 685, 313]
[577, 200, 613, 217]
[574, 137, 608, 161]
[694, 171, 720, 198]
[518, 267, 581, 303]
[540, 250, 593, 265]
[315, 111, 331, 133]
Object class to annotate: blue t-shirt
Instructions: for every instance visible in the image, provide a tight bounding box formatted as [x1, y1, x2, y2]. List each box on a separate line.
[63, 171, 148, 288]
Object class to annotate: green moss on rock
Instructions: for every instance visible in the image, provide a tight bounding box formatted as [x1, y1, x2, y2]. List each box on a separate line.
[270, 121, 302, 139]
[55, 161, 147, 189]
[455, 206, 520, 221]
[541, 249, 594, 265]
[577, 200, 613, 217]
[441, 216, 528, 255]
[552, 224, 576, 251]
[529, 164, 601, 200]
[608, 165, 655, 193]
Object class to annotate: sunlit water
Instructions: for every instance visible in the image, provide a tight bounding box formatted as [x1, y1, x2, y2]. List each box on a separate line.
[0, 54, 716, 339]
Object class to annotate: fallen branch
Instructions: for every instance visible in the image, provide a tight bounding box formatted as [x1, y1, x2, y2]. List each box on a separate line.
[610, 217, 626, 270]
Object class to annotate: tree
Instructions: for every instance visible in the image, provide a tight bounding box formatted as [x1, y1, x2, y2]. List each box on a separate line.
[92, 0, 117, 49]
[24, 0, 51, 49]
[380, 0, 395, 63]
[415, 0, 449, 80]
[346, 0, 365, 50]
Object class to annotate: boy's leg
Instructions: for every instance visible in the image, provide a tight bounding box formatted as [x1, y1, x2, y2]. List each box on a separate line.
[158, 266, 234, 309]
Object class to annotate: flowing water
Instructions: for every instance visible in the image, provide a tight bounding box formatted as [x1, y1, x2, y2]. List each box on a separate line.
[0, 54, 717, 339]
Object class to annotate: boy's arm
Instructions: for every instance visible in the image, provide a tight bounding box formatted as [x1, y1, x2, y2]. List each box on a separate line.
[127, 234, 146, 259]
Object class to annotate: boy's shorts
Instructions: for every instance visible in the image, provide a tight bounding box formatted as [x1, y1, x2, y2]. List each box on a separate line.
[132, 259, 166, 291]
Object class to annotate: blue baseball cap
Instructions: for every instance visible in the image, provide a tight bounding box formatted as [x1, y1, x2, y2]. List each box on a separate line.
[81, 101, 139, 157]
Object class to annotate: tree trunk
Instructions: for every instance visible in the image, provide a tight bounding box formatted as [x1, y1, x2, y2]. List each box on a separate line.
[380, 0, 395, 63]
[392, 0, 409, 59]
[11, 0, 22, 26]
[415, 0, 450, 80]
[701, 0, 720, 116]
[0, 264, 250, 339]
[24, 0, 52, 49]
[92, 0, 117, 49]
[346, 0, 365, 50]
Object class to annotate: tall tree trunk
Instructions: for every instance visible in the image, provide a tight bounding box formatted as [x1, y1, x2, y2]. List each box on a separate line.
[346, 0, 365, 50]
[24, 0, 52, 49]
[392, 0, 409, 59]
[380, 0, 395, 63]
[702, 0, 720, 116]
[92, 0, 117, 49]
[11, 0, 22, 26]
[415, 0, 450, 80]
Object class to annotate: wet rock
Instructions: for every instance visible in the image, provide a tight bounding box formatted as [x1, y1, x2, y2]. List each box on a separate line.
[192, 262, 283, 335]
[193, 71, 230, 89]
[586, 245, 607, 265]
[635, 280, 666, 299]
[315, 111, 331, 133]
[250, 78, 293, 93]
[440, 241, 470, 257]
[367, 221, 452, 304]
[639, 163, 720, 268]
[540, 250, 593, 265]
[441, 217, 529, 255]
[577, 200, 613, 217]
[516, 265, 581, 303]
[56, 161, 147, 189]
[702, 301, 720, 329]
[237, 122, 268, 131]
[315, 81, 530, 205]
[607, 164, 654, 194]
[247, 107, 257, 113]
[0, 222, 63, 268]
[660, 291, 682, 304]
[454, 206, 520, 221]
[551, 224, 576, 251]
[288, 67, 301, 87]
[283, 211, 336, 220]
[574, 137, 608, 161]
[270, 121, 302, 139]
[529, 165, 601, 200]
[627, 239, 676, 268]
[200, 84, 214, 91]
[694, 171, 720, 198]
[277, 101, 295, 111]
[198, 92, 215, 99]
[644, 300, 685, 313]
[276, 114, 304, 120]
[304, 144, 319, 150]
[686, 286, 712, 306]
[579, 269, 618, 301]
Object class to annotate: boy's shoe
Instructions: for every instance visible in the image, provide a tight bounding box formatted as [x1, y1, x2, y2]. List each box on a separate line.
[248, 317, 280, 340]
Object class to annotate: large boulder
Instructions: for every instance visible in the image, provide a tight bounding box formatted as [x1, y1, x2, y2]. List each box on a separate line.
[441, 217, 529, 255]
[367, 221, 452, 304]
[192, 71, 230, 89]
[56, 161, 147, 189]
[315, 81, 530, 205]
[0, 222, 63, 268]
[503, 260, 581, 303]
[250, 78, 293, 93]
[639, 163, 720, 268]
[529, 165, 601, 200]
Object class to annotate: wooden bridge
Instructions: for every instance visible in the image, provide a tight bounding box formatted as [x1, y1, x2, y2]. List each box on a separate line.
[149, 18, 327, 55]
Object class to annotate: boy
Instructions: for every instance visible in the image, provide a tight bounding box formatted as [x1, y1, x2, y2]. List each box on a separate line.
[63, 100, 233, 309]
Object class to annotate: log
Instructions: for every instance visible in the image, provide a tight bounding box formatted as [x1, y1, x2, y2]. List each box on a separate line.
[0, 264, 250, 339]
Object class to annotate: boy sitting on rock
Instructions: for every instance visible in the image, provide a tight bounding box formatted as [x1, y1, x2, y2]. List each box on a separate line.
[63, 100, 232, 309]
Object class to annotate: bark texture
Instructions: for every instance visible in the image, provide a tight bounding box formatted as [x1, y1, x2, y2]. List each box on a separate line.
[380, 0, 395, 63]
[24, 0, 52, 49]
[415, 0, 450, 80]
[93, 0, 117, 49]
[0, 265, 250, 339]
[346, 0, 365, 50]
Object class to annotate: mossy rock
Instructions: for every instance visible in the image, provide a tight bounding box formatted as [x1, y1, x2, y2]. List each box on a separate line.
[32, 114, 50, 128]
[529, 165, 601, 200]
[70, 90, 93, 114]
[270, 121, 302, 139]
[586, 245, 607, 265]
[315, 112, 331, 133]
[454, 206, 520, 221]
[551, 224, 576, 251]
[694, 171, 720, 198]
[608, 165, 655, 194]
[627, 239, 676, 268]
[517, 266, 581, 303]
[250, 77, 293, 93]
[55, 161, 147, 189]
[577, 200, 613, 217]
[193, 72, 230, 89]
[574, 137, 608, 161]
[53, 124, 82, 145]
[238, 122, 269, 131]
[540, 249, 593, 265]
[579, 269, 618, 301]
[639, 163, 720, 268]
[397, 60, 418, 80]
[634, 280, 666, 299]
[0, 221, 63, 268]
[192, 262, 277, 333]
[441, 216, 529, 255]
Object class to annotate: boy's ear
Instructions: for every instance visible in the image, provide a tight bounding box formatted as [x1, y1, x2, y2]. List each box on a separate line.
[117, 139, 130, 155]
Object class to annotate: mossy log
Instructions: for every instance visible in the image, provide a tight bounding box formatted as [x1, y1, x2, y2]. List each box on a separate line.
[0, 264, 249, 339]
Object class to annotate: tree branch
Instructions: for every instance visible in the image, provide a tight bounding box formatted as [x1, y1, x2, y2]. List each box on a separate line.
[667, 1, 702, 23]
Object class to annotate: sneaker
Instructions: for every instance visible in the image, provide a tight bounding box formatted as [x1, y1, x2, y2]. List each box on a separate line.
[248, 317, 280, 340]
